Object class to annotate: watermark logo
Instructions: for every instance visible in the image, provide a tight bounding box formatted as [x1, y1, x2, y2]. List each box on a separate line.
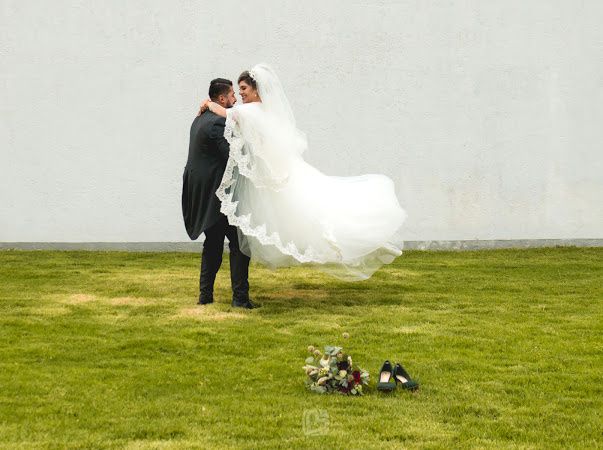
[302, 408, 329, 436]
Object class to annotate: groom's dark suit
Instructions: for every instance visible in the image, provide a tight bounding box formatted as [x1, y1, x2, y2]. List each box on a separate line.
[182, 111, 250, 303]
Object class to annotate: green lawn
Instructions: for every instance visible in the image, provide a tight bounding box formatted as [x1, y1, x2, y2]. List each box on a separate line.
[0, 247, 601, 449]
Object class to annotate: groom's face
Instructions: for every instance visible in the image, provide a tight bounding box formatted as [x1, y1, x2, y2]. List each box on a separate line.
[223, 86, 236, 108]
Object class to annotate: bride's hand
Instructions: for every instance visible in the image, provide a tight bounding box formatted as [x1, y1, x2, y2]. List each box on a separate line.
[197, 98, 211, 116]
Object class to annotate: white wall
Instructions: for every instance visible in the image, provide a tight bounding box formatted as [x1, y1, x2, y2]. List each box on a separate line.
[1, 0, 602, 243]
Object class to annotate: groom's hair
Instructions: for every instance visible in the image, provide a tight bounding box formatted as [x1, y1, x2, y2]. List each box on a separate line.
[209, 78, 233, 101]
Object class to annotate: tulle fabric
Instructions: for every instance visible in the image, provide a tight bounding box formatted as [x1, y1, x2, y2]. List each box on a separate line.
[215, 66, 407, 281]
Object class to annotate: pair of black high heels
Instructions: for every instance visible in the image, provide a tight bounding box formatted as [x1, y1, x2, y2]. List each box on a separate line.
[376, 360, 419, 392]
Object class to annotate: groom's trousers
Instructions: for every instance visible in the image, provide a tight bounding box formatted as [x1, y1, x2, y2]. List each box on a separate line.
[199, 214, 250, 302]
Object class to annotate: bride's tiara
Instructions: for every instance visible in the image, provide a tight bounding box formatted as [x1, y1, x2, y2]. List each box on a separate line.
[248, 69, 257, 81]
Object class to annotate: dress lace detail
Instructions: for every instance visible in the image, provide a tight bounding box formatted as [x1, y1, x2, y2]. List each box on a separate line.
[216, 113, 333, 264]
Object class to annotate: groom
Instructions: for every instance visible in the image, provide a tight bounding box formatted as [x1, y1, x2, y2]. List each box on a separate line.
[181, 78, 258, 309]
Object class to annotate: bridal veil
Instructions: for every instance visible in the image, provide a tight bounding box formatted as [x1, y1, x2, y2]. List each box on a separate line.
[215, 63, 407, 281]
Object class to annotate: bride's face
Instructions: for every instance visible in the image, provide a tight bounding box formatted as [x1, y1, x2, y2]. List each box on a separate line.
[239, 81, 260, 103]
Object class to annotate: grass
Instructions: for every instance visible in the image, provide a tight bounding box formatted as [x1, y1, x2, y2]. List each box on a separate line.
[0, 247, 601, 449]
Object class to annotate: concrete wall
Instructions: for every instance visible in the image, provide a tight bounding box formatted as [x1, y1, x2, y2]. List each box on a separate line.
[2, 0, 602, 244]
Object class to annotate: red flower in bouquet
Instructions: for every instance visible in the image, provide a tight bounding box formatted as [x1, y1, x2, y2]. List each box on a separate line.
[338, 384, 351, 394]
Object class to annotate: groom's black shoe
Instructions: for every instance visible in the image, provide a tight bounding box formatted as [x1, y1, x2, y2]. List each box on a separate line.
[231, 297, 260, 309]
[198, 293, 214, 305]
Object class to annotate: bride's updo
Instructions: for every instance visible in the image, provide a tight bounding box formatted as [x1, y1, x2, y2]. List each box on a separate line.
[238, 71, 257, 89]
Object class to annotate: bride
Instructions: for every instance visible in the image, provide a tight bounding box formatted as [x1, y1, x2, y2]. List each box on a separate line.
[199, 63, 407, 281]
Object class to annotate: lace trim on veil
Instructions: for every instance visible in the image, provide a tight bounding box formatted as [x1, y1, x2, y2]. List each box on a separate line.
[215, 114, 332, 264]
[215, 112, 405, 276]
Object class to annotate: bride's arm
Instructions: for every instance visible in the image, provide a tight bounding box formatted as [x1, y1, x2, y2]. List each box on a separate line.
[207, 100, 227, 118]
[196, 98, 228, 118]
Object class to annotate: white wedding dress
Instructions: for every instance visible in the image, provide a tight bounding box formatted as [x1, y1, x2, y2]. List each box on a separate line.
[215, 64, 407, 281]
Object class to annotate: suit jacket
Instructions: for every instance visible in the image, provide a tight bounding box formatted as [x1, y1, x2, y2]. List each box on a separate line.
[182, 111, 230, 240]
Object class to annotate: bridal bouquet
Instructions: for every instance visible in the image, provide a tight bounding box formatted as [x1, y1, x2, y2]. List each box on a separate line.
[303, 335, 370, 395]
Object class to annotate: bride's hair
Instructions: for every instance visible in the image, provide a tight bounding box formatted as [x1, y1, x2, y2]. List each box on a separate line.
[237, 71, 257, 90]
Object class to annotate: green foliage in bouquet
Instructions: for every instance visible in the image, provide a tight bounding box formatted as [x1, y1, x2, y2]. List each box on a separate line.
[302, 335, 370, 395]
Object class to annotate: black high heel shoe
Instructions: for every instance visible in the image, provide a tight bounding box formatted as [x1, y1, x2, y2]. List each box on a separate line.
[376, 360, 396, 392]
[393, 362, 419, 391]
